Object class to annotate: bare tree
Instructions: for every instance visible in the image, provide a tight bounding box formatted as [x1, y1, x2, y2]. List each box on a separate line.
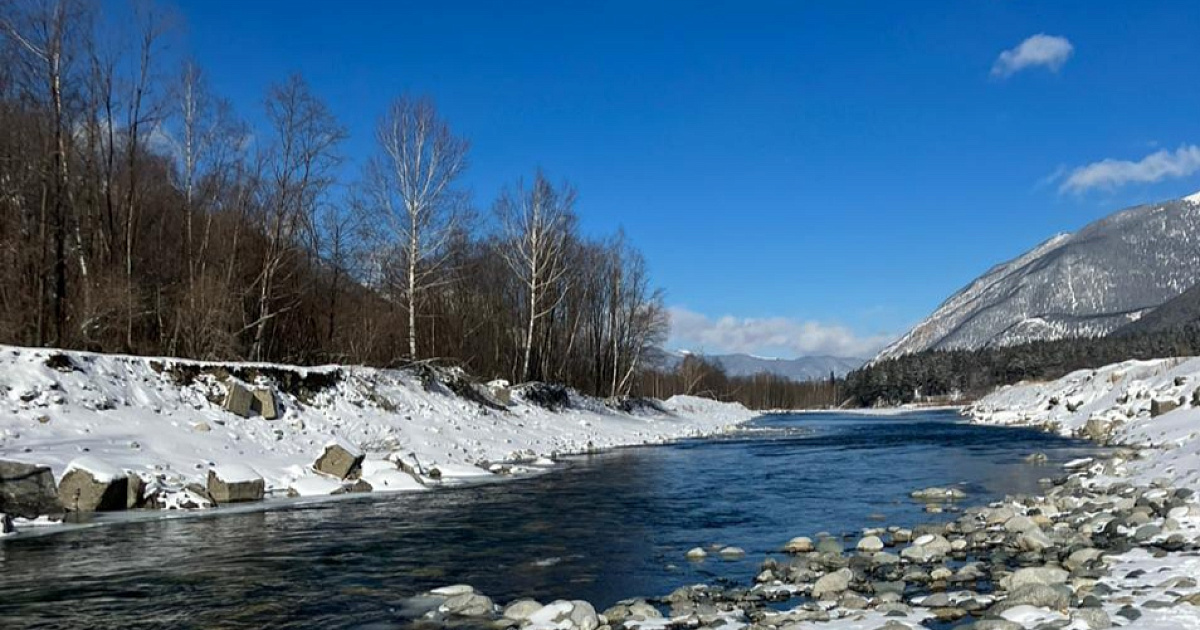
[361, 95, 467, 361]
[165, 59, 247, 357]
[249, 74, 344, 360]
[119, 0, 170, 350]
[495, 171, 577, 382]
[0, 0, 89, 346]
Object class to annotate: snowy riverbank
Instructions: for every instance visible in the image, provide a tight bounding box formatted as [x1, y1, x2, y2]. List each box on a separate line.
[0, 345, 754, 534]
[404, 360, 1200, 630]
[962, 356, 1200, 629]
[967, 356, 1200, 488]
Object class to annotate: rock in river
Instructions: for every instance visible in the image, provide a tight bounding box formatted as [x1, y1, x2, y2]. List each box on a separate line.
[783, 536, 814, 553]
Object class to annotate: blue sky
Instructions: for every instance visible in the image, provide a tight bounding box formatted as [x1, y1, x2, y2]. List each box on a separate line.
[166, 0, 1200, 359]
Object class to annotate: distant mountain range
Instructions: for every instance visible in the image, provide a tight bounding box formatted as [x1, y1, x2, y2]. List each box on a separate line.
[874, 191, 1200, 363]
[651, 349, 865, 382]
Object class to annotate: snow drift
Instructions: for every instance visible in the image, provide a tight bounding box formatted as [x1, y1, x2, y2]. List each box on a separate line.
[0, 345, 754, 519]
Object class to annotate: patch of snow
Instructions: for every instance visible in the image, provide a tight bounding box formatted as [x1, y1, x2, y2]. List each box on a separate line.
[210, 463, 262, 484]
[362, 468, 426, 492]
[63, 456, 124, 483]
[1186, 190, 1200, 205]
[326, 436, 363, 458]
[0, 345, 753, 526]
[288, 476, 343, 496]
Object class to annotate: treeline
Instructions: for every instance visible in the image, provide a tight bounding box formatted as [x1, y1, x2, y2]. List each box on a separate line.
[637, 355, 842, 409]
[844, 324, 1200, 406]
[0, 0, 665, 397]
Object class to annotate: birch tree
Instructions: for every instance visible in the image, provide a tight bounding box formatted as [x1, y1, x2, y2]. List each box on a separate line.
[249, 74, 344, 360]
[0, 0, 88, 346]
[495, 172, 577, 382]
[362, 95, 467, 361]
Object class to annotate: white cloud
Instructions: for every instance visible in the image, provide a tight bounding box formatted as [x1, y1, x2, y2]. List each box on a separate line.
[1059, 145, 1200, 193]
[991, 34, 1074, 78]
[667, 307, 895, 359]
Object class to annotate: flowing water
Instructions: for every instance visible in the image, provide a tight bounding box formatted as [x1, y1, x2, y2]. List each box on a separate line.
[0, 410, 1100, 629]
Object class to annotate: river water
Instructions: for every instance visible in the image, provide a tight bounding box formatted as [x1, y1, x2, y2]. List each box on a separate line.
[0, 410, 1099, 629]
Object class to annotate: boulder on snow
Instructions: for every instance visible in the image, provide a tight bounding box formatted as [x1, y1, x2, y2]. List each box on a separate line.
[251, 388, 279, 420]
[1150, 398, 1181, 417]
[0, 460, 65, 520]
[313, 441, 364, 479]
[206, 465, 264, 504]
[1, 512, 12, 534]
[58, 458, 129, 512]
[223, 382, 279, 419]
[487, 380, 512, 405]
[223, 382, 255, 417]
[125, 473, 146, 509]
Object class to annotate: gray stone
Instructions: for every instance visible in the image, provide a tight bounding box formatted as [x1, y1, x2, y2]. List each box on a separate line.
[911, 487, 966, 501]
[812, 568, 853, 598]
[1115, 605, 1141, 621]
[441, 593, 493, 617]
[504, 599, 544, 621]
[783, 536, 814, 553]
[206, 469, 264, 504]
[1005, 566, 1069, 590]
[1003, 515, 1039, 533]
[250, 388, 279, 420]
[967, 621, 1023, 630]
[58, 468, 128, 512]
[0, 460, 64, 519]
[994, 583, 1070, 611]
[487, 380, 513, 405]
[1133, 524, 1162, 542]
[717, 546, 746, 558]
[1151, 398, 1181, 417]
[313, 442, 364, 480]
[626, 601, 661, 620]
[569, 600, 599, 630]
[1017, 528, 1053, 552]
[126, 474, 145, 509]
[223, 382, 255, 417]
[857, 535, 885, 553]
[1065, 547, 1103, 570]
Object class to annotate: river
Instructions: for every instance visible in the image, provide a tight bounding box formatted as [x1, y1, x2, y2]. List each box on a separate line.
[0, 409, 1100, 629]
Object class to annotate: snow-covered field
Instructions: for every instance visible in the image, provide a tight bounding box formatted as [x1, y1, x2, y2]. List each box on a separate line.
[968, 356, 1200, 487]
[969, 356, 1200, 629]
[0, 345, 753, 530]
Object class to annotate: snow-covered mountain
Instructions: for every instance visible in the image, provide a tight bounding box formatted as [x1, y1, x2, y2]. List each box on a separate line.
[874, 191, 1200, 362]
[651, 349, 864, 381]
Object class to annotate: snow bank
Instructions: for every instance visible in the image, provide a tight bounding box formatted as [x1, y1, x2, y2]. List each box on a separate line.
[968, 356, 1200, 487]
[63, 456, 125, 483]
[210, 463, 262, 484]
[0, 346, 755, 509]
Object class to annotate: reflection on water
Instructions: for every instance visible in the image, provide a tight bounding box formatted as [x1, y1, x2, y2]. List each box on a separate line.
[0, 410, 1099, 629]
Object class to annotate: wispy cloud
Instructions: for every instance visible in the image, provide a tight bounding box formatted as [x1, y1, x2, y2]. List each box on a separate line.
[991, 34, 1074, 78]
[1058, 145, 1200, 193]
[668, 307, 894, 359]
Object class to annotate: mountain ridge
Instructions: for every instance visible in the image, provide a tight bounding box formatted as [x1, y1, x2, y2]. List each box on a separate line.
[874, 191, 1200, 362]
[652, 349, 864, 381]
